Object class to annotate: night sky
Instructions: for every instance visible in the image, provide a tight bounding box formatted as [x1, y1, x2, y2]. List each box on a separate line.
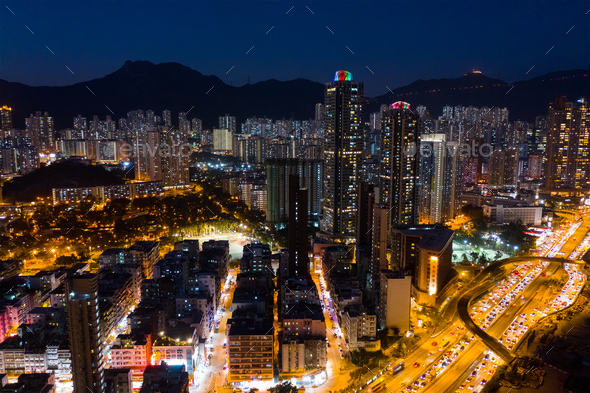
[0, 0, 588, 96]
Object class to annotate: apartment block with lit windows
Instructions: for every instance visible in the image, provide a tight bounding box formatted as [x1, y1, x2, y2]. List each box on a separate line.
[321, 70, 364, 241]
[545, 97, 589, 191]
[226, 319, 274, 383]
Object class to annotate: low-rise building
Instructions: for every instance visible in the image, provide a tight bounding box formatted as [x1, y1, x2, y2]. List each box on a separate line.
[140, 363, 189, 393]
[483, 204, 543, 226]
[341, 305, 378, 350]
[110, 333, 152, 370]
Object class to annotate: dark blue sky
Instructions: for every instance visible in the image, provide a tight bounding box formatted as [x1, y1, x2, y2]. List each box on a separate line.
[0, 0, 588, 96]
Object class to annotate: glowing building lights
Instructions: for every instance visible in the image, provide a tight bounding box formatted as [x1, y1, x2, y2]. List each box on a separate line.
[334, 70, 353, 82]
[428, 256, 438, 296]
[392, 101, 411, 110]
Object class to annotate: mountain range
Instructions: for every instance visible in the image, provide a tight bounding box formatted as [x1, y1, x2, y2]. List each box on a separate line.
[0, 60, 587, 130]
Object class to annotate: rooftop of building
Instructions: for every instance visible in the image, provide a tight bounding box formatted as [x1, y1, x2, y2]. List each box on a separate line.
[100, 248, 128, 256]
[394, 225, 454, 253]
[283, 305, 324, 321]
[113, 332, 150, 347]
[227, 318, 273, 336]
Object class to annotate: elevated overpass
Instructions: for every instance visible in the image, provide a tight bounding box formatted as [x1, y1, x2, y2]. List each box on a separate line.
[456, 256, 588, 363]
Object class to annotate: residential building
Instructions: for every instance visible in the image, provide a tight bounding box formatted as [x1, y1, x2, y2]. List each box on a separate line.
[380, 101, 421, 227]
[66, 274, 105, 393]
[321, 70, 364, 240]
[545, 97, 590, 190]
[226, 319, 274, 383]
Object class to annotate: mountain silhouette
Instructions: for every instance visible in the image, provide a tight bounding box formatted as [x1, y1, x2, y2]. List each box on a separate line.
[0, 60, 587, 129]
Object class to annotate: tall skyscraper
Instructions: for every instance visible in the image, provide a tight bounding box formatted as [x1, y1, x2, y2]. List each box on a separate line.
[162, 126, 190, 188]
[66, 274, 105, 393]
[25, 111, 54, 152]
[288, 175, 310, 277]
[178, 112, 190, 133]
[266, 159, 323, 223]
[418, 134, 447, 224]
[315, 103, 324, 122]
[418, 133, 462, 224]
[162, 110, 172, 127]
[488, 148, 519, 188]
[135, 126, 163, 182]
[545, 97, 590, 190]
[380, 101, 421, 227]
[321, 70, 364, 241]
[219, 114, 237, 134]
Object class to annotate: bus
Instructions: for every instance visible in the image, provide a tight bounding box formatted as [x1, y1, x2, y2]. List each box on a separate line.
[391, 360, 405, 375]
[368, 380, 387, 393]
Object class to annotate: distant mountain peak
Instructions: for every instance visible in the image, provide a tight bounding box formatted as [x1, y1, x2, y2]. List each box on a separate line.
[0, 61, 587, 128]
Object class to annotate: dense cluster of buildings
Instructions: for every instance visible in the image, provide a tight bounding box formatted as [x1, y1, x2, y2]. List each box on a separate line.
[0, 70, 587, 392]
[0, 237, 226, 392]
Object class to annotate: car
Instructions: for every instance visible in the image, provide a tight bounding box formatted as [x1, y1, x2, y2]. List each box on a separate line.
[468, 385, 475, 390]
[413, 363, 420, 368]
[431, 341, 437, 346]
[481, 379, 487, 385]
[459, 385, 465, 390]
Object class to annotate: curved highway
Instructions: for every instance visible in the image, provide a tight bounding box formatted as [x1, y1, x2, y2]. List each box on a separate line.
[456, 256, 587, 363]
